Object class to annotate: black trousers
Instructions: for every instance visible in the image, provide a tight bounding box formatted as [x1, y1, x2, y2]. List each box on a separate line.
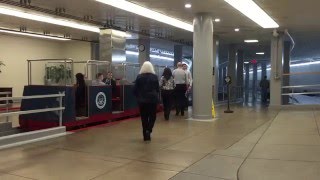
[139, 103, 157, 136]
[161, 90, 174, 119]
[174, 84, 187, 115]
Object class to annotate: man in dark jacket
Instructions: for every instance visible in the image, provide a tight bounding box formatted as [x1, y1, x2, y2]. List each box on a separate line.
[260, 76, 270, 104]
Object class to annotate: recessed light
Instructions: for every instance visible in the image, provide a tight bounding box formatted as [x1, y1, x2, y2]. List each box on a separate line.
[256, 52, 265, 55]
[244, 62, 250, 64]
[235, 28, 240, 32]
[185, 3, 192, 8]
[214, 18, 221, 22]
[244, 40, 259, 43]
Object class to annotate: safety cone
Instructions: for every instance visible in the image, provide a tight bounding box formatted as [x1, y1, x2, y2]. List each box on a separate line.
[212, 100, 216, 118]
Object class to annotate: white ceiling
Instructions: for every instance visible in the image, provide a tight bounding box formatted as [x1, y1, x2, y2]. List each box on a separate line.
[0, 0, 320, 49]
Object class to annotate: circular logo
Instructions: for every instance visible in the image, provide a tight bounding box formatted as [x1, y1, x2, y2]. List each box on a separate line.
[95, 92, 106, 109]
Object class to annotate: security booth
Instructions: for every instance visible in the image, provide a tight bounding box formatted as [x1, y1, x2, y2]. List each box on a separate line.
[19, 59, 144, 131]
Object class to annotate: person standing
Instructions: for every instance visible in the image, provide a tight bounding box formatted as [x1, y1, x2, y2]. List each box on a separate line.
[92, 73, 106, 86]
[182, 63, 193, 88]
[133, 61, 160, 141]
[182, 63, 192, 107]
[173, 62, 188, 116]
[260, 76, 270, 104]
[160, 68, 175, 120]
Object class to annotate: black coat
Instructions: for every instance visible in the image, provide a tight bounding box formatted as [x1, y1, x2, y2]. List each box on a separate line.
[133, 73, 160, 104]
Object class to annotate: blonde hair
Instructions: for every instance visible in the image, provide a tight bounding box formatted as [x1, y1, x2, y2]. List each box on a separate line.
[139, 61, 155, 74]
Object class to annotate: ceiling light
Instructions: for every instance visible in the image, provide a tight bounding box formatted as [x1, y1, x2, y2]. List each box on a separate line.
[224, 0, 279, 28]
[0, 6, 100, 32]
[244, 62, 249, 64]
[235, 28, 240, 32]
[214, 18, 221, 22]
[126, 51, 174, 61]
[290, 61, 320, 67]
[244, 40, 259, 43]
[185, 3, 192, 8]
[0, 29, 70, 41]
[95, 0, 193, 32]
[256, 52, 265, 55]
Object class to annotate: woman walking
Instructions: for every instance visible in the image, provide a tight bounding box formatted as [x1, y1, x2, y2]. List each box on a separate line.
[133, 61, 160, 141]
[160, 68, 175, 120]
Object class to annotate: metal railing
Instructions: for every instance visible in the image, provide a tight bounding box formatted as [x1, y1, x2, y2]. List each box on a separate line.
[0, 91, 12, 122]
[0, 93, 65, 126]
[282, 84, 320, 96]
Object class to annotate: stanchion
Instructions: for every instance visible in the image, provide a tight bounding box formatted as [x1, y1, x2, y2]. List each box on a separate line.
[224, 76, 234, 113]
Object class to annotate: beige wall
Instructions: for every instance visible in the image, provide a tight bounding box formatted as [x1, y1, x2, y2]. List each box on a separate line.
[0, 34, 91, 96]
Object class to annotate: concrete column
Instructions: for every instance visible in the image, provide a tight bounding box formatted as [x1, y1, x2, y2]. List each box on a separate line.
[252, 63, 258, 102]
[219, 66, 223, 87]
[192, 13, 213, 120]
[282, 41, 291, 105]
[174, 45, 183, 67]
[91, 42, 99, 60]
[237, 50, 244, 87]
[99, 29, 126, 63]
[244, 64, 250, 103]
[261, 62, 267, 79]
[270, 35, 284, 107]
[228, 44, 237, 87]
[223, 66, 227, 81]
[138, 38, 150, 65]
[213, 40, 219, 103]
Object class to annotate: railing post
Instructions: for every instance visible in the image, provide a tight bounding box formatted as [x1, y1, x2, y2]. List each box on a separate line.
[6, 93, 9, 123]
[59, 94, 63, 126]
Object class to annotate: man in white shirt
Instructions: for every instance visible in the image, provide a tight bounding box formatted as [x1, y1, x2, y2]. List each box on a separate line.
[92, 73, 106, 86]
[182, 63, 193, 88]
[172, 62, 188, 116]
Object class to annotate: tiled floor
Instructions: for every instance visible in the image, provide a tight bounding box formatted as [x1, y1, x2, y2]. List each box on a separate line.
[0, 106, 319, 180]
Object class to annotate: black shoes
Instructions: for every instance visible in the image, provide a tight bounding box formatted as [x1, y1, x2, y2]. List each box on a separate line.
[143, 131, 151, 141]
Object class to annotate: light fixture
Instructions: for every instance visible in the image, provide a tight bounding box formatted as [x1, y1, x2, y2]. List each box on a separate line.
[185, 3, 192, 8]
[95, 0, 193, 32]
[244, 39, 259, 43]
[244, 62, 249, 64]
[235, 28, 240, 32]
[0, 29, 70, 41]
[126, 51, 174, 61]
[0, 6, 100, 32]
[290, 61, 320, 67]
[256, 52, 265, 55]
[224, 0, 279, 28]
[214, 18, 221, 22]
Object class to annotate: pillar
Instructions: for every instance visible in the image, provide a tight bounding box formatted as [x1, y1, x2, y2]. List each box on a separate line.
[282, 41, 291, 105]
[252, 63, 258, 102]
[228, 44, 237, 87]
[138, 37, 150, 65]
[174, 45, 183, 67]
[237, 50, 244, 87]
[99, 29, 126, 63]
[213, 40, 219, 103]
[245, 64, 250, 103]
[219, 67, 223, 87]
[99, 29, 126, 79]
[270, 35, 284, 107]
[192, 13, 213, 120]
[237, 50, 244, 99]
[261, 62, 267, 79]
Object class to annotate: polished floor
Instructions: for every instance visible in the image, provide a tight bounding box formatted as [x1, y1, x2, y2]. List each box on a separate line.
[0, 106, 319, 180]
